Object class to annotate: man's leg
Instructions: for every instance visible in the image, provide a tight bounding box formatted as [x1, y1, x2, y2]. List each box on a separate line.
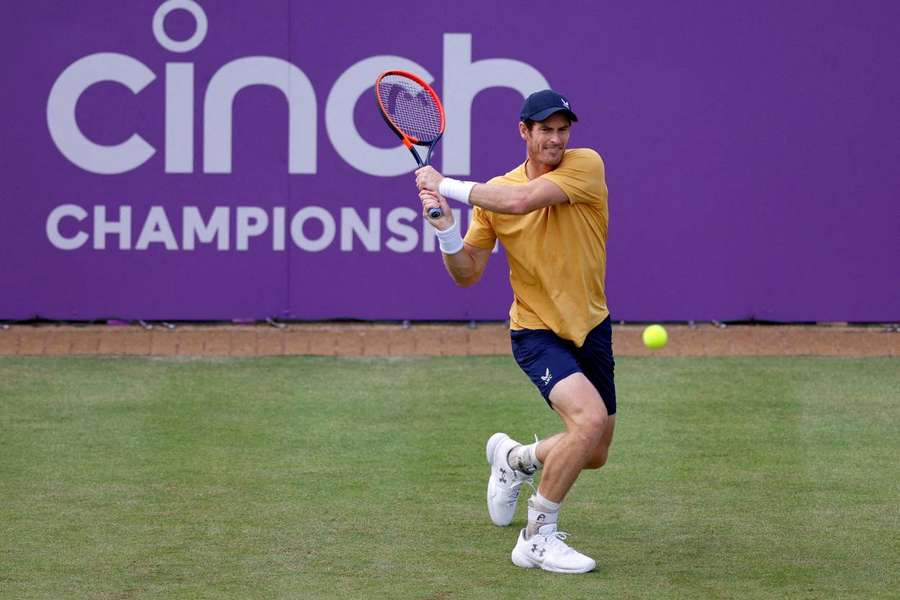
[506, 319, 617, 572]
[509, 374, 611, 573]
[523, 412, 615, 478]
[534, 372, 613, 503]
[504, 372, 616, 530]
[509, 373, 615, 573]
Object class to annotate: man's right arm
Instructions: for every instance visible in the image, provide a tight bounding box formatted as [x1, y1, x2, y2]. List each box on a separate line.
[443, 243, 492, 287]
[421, 189, 493, 287]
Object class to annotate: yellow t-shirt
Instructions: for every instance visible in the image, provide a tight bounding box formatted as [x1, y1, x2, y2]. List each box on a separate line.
[464, 148, 610, 347]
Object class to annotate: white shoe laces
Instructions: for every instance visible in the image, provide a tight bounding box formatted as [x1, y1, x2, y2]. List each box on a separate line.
[511, 434, 540, 500]
[543, 530, 576, 555]
[502, 434, 542, 506]
[503, 474, 534, 505]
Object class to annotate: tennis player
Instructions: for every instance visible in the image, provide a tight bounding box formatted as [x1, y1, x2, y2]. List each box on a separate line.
[415, 89, 614, 574]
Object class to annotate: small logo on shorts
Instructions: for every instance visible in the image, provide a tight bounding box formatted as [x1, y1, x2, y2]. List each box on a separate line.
[541, 368, 552, 386]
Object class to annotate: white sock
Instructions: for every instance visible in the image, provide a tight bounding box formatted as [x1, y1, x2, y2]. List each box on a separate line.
[526, 492, 560, 538]
[507, 441, 542, 475]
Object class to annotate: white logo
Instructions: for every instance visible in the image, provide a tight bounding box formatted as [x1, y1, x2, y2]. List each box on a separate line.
[45, 2, 551, 177]
[540, 368, 552, 386]
[561, 99, 570, 108]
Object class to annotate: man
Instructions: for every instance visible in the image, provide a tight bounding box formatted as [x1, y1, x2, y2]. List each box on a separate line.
[415, 89, 615, 574]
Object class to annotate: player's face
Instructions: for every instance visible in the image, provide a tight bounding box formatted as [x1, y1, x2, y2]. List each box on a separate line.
[521, 113, 571, 168]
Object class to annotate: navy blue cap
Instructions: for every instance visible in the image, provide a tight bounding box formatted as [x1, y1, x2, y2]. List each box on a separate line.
[519, 89, 578, 123]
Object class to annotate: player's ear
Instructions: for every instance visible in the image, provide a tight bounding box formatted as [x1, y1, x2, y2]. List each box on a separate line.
[519, 121, 528, 140]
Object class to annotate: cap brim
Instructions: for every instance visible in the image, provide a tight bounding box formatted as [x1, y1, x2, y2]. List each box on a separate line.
[525, 107, 578, 122]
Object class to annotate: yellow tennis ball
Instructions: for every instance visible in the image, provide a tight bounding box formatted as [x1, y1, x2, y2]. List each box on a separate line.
[642, 324, 668, 349]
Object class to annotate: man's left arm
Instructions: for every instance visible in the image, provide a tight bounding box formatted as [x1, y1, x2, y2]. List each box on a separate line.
[415, 166, 568, 215]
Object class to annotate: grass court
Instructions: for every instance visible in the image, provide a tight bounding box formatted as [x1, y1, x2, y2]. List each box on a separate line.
[1, 355, 897, 599]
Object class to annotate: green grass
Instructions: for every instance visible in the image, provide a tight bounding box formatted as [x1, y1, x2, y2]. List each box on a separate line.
[1, 356, 898, 599]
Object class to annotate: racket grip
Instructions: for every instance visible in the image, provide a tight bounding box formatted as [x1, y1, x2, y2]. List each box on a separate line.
[428, 207, 443, 219]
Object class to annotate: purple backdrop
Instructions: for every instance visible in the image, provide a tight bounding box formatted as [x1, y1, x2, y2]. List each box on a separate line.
[2, 1, 898, 322]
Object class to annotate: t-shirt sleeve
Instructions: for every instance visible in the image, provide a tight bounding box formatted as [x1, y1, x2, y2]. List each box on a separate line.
[540, 148, 607, 205]
[463, 206, 497, 249]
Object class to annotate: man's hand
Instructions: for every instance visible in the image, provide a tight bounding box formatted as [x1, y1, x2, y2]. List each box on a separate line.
[419, 189, 453, 230]
[415, 166, 444, 192]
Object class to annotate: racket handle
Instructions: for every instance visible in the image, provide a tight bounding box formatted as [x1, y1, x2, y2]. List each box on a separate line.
[428, 207, 443, 219]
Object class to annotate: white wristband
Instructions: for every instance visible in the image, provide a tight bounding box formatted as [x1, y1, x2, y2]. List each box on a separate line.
[435, 219, 464, 254]
[438, 178, 476, 205]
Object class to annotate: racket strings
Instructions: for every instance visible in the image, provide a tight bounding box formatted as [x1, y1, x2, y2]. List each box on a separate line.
[377, 75, 443, 142]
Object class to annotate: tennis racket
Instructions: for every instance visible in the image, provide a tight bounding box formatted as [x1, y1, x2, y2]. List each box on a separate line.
[375, 70, 446, 219]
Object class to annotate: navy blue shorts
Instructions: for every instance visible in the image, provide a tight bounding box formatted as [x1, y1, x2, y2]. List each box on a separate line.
[510, 317, 616, 416]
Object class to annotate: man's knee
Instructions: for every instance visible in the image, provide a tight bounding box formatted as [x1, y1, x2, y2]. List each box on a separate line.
[551, 372, 610, 446]
[583, 444, 610, 470]
[579, 410, 615, 470]
[572, 405, 608, 443]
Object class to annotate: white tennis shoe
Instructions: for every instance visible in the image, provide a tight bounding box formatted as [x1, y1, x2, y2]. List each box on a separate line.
[510, 524, 596, 574]
[486, 432, 531, 526]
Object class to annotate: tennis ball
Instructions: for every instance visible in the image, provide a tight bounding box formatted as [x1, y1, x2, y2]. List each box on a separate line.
[642, 324, 668, 349]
